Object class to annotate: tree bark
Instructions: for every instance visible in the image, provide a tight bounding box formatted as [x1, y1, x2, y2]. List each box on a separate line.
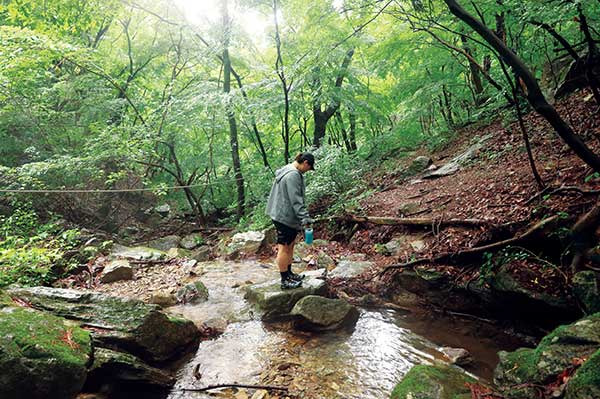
[312, 48, 355, 147]
[221, 0, 245, 220]
[443, 0, 600, 173]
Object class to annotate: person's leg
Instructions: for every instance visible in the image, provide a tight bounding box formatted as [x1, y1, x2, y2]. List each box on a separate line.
[276, 243, 292, 273]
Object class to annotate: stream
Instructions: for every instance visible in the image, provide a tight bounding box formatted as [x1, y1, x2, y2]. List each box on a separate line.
[165, 260, 525, 399]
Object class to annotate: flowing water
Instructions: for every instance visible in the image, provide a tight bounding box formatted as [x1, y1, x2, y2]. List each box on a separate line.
[166, 260, 525, 399]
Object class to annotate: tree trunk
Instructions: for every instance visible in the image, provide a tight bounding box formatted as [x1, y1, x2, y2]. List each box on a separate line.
[460, 34, 485, 104]
[443, 0, 600, 173]
[349, 109, 357, 151]
[312, 48, 354, 147]
[222, 0, 245, 220]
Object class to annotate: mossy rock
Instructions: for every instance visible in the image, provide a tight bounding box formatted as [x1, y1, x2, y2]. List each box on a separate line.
[390, 364, 475, 399]
[495, 313, 600, 398]
[573, 271, 600, 314]
[7, 287, 199, 363]
[490, 264, 572, 313]
[85, 347, 174, 392]
[244, 270, 328, 320]
[565, 348, 600, 399]
[0, 305, 92, 399]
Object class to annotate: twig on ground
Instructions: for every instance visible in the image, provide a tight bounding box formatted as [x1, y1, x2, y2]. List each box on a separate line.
[179, 383, 288, 393]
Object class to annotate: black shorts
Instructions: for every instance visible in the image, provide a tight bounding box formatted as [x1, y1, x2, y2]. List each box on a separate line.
[272, 220, 299, 245]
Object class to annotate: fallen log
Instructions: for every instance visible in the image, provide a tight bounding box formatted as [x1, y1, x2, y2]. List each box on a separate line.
[380, 215, 559, 274]
[344, 215, 493, 228]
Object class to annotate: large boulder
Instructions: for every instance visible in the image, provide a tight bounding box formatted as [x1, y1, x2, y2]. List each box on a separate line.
[290, 295, 359, 331]
[226, 231, 265, 258]
[144, 235, 182, 252]
[100, 260, 133, 284]
[244, 269, 327, 320]
[329, 260, 374, 279]
[424, 134, 492, 179]
[565, 348, 600, 399]
[85, 347, 174, 392]
[494, 313, 600, 399]
[573, 271, 600, 314]
[488, 262, 572, 316]
[0, 305, 92, 399]
[390, 364, 476, 399]
[7, 287, 199, 363]
[190, 246, 211, 262]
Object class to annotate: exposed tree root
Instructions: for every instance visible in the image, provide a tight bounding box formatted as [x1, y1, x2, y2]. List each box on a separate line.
[569, 200, 600, 273]
[344, 214, 493, 228]
[523, 185, 600, 205]
[380, 215, 560, 275]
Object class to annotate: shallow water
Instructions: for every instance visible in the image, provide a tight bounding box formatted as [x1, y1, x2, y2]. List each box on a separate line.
[167, 261, 525, 399]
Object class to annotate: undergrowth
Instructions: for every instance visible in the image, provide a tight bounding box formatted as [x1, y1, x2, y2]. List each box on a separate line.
[0, 205, 85, 287]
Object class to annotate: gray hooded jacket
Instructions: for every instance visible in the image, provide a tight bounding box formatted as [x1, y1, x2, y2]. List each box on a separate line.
[265, 164, 310, 230]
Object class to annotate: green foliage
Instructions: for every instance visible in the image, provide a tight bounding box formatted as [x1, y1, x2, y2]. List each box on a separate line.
[0, 207, 83, 287]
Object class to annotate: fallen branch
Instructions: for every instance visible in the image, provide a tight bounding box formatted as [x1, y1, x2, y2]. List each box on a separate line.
[380, 215, 559, 274]
[128, 259, 171, 266]
[179, 383, 288, 393]
[345, 214, 493, 228]
[524, 185, 600, 205]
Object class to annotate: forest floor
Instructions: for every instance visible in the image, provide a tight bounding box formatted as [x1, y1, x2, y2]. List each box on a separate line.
[297, 89, 600, 302]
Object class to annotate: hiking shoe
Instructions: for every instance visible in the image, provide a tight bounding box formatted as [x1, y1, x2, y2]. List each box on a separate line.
[281, 277, 302, 290]
[288, 272, 305, 281]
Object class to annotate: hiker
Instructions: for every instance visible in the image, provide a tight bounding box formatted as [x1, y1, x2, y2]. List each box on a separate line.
[266, 152, 316, 289]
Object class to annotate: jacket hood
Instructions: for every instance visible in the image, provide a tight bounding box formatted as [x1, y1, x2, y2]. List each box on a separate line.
[275, 164, 299, 183]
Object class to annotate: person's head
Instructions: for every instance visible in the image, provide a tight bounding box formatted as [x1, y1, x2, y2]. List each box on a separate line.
[294, 152, 315, 173]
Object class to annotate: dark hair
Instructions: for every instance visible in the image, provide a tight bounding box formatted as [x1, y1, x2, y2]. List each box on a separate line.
[295, 152, 315, 169]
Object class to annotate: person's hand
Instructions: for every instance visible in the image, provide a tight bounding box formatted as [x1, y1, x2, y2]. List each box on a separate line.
[302, 217, 315, 226]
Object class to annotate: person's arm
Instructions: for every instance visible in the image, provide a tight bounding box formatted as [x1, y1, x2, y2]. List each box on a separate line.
[284, 172, 312, 225]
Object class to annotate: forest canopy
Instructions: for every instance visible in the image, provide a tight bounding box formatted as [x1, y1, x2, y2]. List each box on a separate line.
[1, 0, 599, 229]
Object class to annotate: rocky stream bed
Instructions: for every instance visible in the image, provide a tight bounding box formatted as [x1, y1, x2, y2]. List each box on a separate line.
[1, 232, 600, 399]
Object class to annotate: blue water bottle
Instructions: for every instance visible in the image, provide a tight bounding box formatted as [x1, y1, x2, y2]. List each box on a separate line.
[304, 227, 313, 245]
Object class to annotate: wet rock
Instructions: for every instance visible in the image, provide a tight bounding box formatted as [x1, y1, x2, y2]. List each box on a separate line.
[148, 290, 177, 308]
[7, 286, 199, 363]
[494, 313, 600, 399]
[490, 263, 572, 315]
[244, 269, 328, 320]
[316, 250, 336, 270]
[573, 271, 600, 314]
[439, 347, 473, 366]
[0, 305, 92, 399]
[100, 260, 133, 284]
[167, 247, 192, 259]
[290, 295, 359, 331]
[180, 233, 204, 250]
[329, 260, 374, 279]
[109, 244, 166, 261]
[390, 363, 476, 399]
[154, 204, 170, 217]
[565, 348, 600, 399]
[86, 347, 174, 391]
[145, 235, 182, 252]
[200, 317, 228, 336]
[384, 237, 405, 256]
[176, 281, 209, 304]
[226, 231, 265, 258]
[424, 134, 492, 178]
[190, 246, 211, 262]
[410, 239, 426, 252]
[398, 156, 433, 179]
